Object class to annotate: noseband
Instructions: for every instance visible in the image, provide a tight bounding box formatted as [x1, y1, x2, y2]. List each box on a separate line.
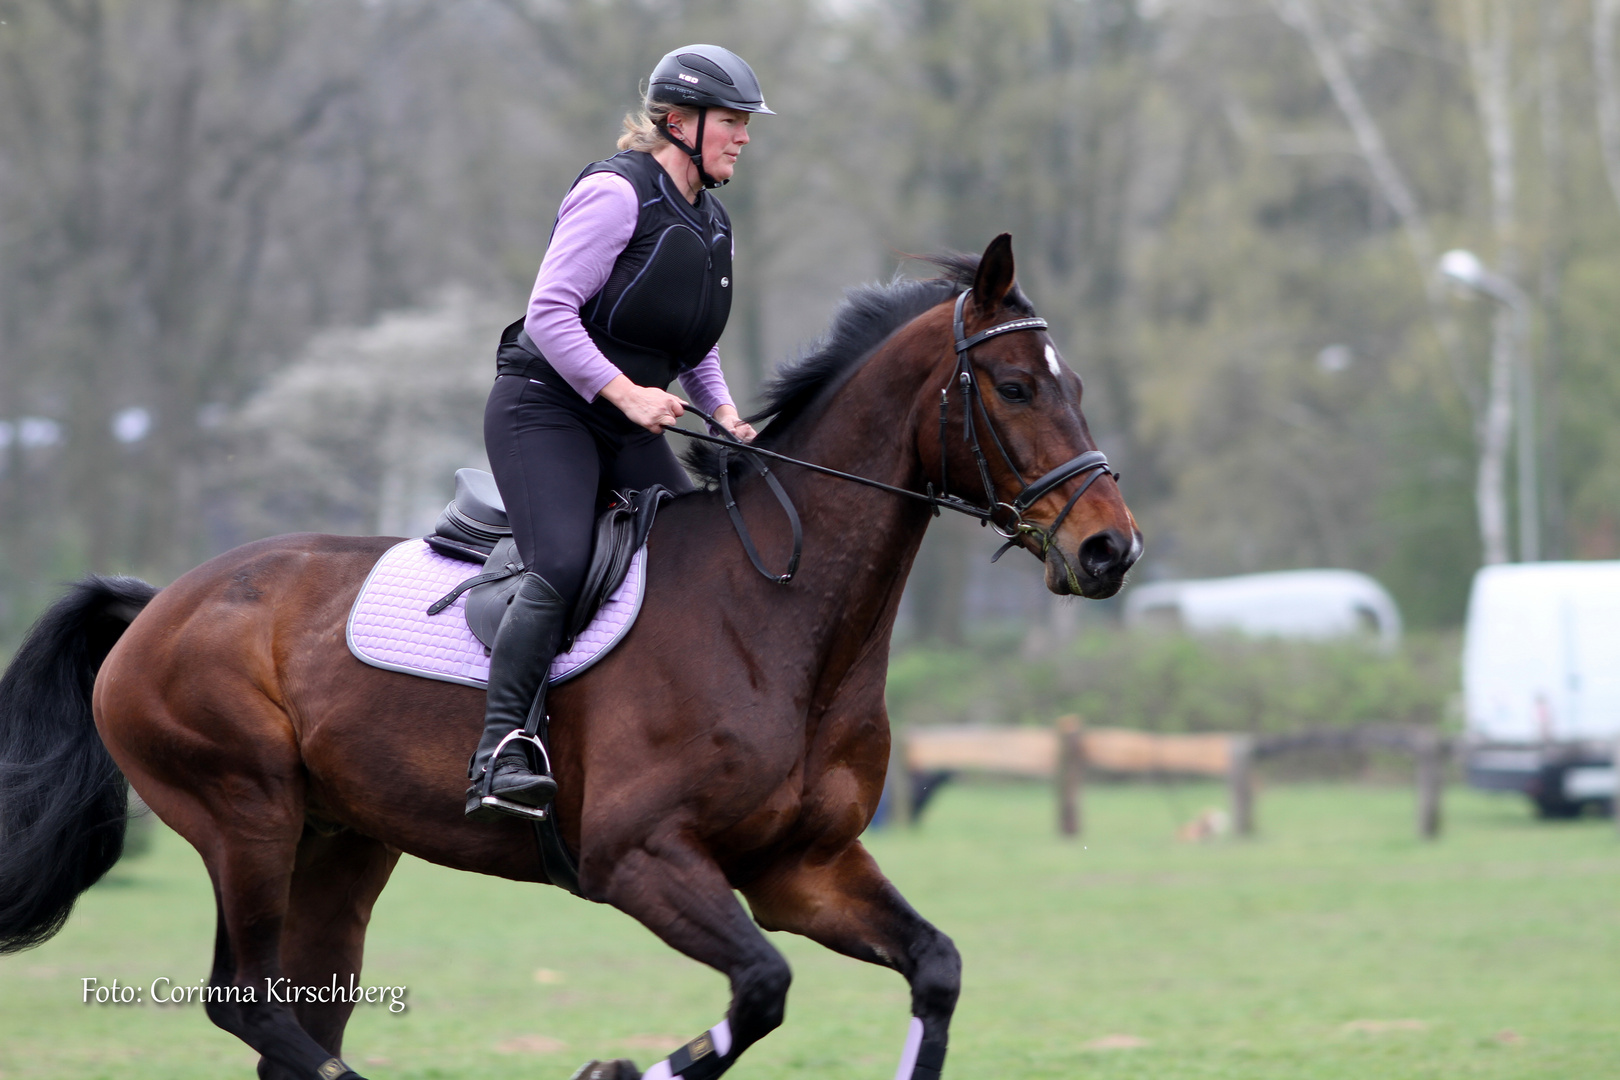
[667, 287, 1118, 584]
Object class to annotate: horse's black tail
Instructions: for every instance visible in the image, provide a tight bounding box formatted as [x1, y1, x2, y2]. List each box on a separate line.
[0, 575, 158, 954]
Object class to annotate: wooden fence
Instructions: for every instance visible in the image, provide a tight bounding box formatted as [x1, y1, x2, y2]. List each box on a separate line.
[889, 718, 1450, 840]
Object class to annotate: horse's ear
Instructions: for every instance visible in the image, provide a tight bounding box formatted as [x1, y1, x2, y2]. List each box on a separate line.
[972, 233, 1016, 313]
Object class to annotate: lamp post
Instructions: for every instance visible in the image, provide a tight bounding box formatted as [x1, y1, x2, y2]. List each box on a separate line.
[1439, 249, 1537, 564]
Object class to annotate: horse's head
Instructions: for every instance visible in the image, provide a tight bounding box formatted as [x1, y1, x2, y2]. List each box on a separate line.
[919, 234, 1141, 598]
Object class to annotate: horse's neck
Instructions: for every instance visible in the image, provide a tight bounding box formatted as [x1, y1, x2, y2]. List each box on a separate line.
[746, 328, 944, 659]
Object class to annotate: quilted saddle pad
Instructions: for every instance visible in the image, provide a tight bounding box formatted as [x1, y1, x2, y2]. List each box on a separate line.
[346, 538, 646, 689]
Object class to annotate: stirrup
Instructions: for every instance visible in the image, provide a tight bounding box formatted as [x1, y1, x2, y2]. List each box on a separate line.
[474, 728, 554, 821]
[476, 793, 550, 822]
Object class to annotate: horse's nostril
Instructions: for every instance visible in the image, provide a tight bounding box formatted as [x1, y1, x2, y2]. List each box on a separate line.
[1078, 531, 1124, 577]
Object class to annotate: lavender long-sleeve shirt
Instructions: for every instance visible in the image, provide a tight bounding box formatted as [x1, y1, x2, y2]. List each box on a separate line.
[523, 171, 735, 416]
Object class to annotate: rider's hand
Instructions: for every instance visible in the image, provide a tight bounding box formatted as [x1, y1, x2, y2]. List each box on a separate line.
[600, 375, 685, 434]
[713, 405, 757, 443]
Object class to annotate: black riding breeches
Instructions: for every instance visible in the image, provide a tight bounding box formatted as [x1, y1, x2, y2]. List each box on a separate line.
[483, 373, 692, 610]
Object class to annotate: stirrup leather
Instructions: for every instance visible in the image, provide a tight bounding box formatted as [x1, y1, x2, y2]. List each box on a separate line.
[475, 727, 554, 821]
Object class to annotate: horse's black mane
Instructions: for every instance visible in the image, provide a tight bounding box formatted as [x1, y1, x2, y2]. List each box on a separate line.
[683, 252, 1035, 485]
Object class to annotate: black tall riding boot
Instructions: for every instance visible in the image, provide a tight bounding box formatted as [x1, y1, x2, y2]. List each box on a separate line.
[465, 571, 565, 821]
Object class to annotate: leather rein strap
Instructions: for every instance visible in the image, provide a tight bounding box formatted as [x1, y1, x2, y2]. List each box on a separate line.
[717, 441, 802, 585]
[666, 288, 1116, 584]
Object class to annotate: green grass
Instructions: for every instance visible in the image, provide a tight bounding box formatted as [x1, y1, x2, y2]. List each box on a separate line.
[885, 629, 1460, 734]
[2, 782, 1617, 1079]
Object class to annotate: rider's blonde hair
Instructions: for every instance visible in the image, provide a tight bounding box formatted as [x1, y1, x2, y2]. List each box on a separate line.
[618, 100, 691, 152]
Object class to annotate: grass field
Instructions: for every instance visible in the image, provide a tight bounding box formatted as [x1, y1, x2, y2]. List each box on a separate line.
[2, 781, 1619, 1079]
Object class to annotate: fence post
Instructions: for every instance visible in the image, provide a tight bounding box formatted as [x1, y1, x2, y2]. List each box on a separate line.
[1612, 734, 1620, 838]
[1414, 729, 1444, 840]
[887, 723, 912, 828]
[1228, 734, 1255, 837]
[1056, 715, 1084, 838]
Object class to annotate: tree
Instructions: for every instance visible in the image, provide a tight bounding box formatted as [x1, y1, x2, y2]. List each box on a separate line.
[221, 289, 505, 542]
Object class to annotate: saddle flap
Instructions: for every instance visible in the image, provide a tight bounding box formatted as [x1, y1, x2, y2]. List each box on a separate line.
[459, 486, 674, 651]
[566, 486, 673, 644]
[463, 537, 524, 649]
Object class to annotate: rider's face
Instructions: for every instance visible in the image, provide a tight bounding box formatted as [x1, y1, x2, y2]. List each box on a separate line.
[703, 108, 750, 182]
[668, 108, 751, 184]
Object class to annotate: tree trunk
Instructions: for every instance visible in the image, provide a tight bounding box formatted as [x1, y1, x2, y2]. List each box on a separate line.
[1273, 0, 1515, 564]
[1476, 305, 1515, 566]
[1596, 0, 1620, 214]
[1463, 0, 1525, 564]
[1538, 0, 1569, 559]
[1270, 0, 1445, 324]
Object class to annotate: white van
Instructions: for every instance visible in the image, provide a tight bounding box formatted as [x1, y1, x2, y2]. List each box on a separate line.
[1123, 569, 1402, 649]
[1463, 562, 1620, 816]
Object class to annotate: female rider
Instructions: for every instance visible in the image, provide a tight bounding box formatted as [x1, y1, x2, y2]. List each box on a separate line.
[466, 45, 770, 821]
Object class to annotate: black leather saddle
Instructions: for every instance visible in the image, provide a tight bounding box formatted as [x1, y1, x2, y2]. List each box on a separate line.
[424, 469, 671, 652]
[425, 468, 511, 561]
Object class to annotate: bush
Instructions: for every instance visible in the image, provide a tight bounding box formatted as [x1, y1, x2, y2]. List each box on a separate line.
[885, 628, 1459, 734]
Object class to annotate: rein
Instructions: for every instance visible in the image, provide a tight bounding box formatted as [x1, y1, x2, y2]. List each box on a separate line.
[665, 288, 1117, 584]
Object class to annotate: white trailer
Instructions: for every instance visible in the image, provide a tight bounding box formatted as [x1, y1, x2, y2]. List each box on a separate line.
[1463, 561, 1620, 816]
[1124, 569, 1402, 649]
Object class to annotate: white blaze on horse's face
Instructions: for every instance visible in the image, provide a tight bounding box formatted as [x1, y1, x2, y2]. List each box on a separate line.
[1044, 344, 1062, 378]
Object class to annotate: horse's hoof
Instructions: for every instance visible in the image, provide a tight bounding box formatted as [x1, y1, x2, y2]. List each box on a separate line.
[568, 1060, 641, 1080]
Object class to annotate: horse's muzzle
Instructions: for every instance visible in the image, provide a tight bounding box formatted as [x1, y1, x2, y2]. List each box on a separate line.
[1045, 527, 1141, 598]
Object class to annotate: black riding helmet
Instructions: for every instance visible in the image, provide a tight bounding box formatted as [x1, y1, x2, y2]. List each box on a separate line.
[646, 44, 773, 189]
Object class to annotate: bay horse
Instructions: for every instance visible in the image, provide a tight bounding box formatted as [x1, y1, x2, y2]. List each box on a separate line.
[0, 235, 1140, 1080]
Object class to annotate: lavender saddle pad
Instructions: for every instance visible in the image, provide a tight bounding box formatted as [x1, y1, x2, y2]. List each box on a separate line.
[346, 538, 646, 689]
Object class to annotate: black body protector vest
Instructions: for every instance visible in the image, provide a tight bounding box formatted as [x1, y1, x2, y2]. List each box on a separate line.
[499, 150, 733, 393]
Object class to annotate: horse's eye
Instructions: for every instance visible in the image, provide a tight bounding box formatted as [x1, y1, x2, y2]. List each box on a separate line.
[997, 383, 1030, 404]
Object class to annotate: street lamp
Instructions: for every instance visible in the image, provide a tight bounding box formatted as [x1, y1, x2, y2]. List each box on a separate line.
[1439, 248, 1538, 564]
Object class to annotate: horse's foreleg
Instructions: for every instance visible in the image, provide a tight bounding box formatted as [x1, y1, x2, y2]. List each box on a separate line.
[279, 829, 401, 1055]
[586, 837, 792, 1080]
[742, 841, 960, 1080]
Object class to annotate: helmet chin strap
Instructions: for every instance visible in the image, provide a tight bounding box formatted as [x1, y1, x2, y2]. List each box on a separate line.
[660, 106, 727, 190]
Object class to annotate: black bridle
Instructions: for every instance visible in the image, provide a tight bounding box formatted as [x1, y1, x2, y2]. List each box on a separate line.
[940, 290, 1118, 569]
[665, 287, 1118, 585]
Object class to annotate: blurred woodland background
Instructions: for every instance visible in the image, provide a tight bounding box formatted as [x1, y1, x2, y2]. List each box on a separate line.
[2, 0, 1619, 679]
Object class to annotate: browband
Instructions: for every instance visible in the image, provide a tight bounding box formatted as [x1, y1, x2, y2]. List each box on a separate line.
[952, 290, 1049, 354]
